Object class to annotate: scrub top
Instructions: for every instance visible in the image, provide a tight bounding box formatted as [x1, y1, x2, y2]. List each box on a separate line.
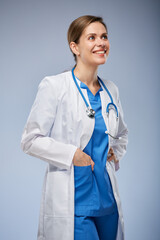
[74, 78, 117, 217]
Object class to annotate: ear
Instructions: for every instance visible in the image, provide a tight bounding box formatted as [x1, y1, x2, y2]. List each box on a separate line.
[69, 42, 80, 57]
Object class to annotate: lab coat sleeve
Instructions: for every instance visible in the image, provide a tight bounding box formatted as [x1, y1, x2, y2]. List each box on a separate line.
[110, 85, 128, 171]
[21, 77, 77, 170]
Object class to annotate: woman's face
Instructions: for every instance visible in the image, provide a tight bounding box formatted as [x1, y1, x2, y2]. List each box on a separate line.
[74, 22, 110, 66]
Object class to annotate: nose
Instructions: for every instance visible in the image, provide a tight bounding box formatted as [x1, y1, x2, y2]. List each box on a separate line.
[96, 37, 105, 48]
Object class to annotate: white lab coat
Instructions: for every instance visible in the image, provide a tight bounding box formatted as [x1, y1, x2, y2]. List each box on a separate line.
[21, 70, 128, 240]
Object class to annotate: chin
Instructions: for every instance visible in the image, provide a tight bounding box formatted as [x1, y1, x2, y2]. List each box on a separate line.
[96, 59, 107, 66]
[93, 56, 108, 66]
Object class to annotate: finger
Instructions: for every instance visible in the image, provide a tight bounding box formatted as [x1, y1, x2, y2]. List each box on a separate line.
[107, 153, 113, 160]
[108, 149, 111, 154]
[91, 160, 95, 171]
[114, 158, 119, 164]
[109, 147, 114, 153]
[85, 158, 91, 166]
[107, 155, 114, 162]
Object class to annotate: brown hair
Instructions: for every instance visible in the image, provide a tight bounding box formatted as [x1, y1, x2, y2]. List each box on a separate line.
[67, 15, 108, 61]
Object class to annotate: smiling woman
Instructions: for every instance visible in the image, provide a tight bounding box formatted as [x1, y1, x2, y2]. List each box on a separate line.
[21, 15, 128, 240]
[68, 16, 110, 64]
[70, 22, 109, 67]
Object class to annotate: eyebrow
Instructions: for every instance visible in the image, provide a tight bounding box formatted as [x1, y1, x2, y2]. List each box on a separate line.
[86, 32, 108, 37]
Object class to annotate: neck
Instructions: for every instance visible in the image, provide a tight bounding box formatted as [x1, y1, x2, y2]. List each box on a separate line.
[74, 62, 99, 87]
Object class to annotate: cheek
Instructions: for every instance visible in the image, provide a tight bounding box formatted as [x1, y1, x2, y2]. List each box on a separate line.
[81, 45, 93, 57]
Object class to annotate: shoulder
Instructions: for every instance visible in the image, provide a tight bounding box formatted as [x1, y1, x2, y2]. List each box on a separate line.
[39, 70, 72, 88]
[37, 71, 73, 99]
[34, 71, 73, 103]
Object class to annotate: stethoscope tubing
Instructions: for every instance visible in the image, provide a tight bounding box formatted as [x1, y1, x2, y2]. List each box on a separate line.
[71, 67, 120, 139]
[71, 67, 90, 108]
[72, 67, 118, 116]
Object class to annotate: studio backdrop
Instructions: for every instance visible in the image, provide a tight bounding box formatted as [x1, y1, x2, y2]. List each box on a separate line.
[1, 0, 160, 239]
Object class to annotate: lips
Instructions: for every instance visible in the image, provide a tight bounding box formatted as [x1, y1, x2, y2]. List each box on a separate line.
[93, 49, 107, 54]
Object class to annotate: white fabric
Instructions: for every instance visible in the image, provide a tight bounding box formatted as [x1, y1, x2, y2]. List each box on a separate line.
[21, 70, 128, 240]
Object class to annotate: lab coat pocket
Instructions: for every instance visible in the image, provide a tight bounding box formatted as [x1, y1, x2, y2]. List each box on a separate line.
[44, 216, 73, 239]
[74, 165, 93, 206]
[44, 170, 71, 216]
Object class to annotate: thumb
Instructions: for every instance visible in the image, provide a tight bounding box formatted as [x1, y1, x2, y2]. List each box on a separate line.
[91, 160, 95, 171]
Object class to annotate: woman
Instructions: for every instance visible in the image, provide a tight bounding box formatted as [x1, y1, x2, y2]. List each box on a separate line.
[21, 15, 128, 240]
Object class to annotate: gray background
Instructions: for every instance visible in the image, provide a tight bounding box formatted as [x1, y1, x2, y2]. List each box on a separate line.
[1, 0, 160, 239]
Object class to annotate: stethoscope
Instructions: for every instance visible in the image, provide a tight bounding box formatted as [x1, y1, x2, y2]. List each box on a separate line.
[72, 67, 120, 140]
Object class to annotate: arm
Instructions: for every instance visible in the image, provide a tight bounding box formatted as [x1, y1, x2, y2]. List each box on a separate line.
[21, 77, 77, 170]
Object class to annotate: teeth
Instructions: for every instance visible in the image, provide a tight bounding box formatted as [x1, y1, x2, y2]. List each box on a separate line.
[95, 51, 105, 54]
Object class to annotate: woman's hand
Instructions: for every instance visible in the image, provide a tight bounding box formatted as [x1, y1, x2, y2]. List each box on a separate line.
[107, 147, 119, 164]
[73, 148, 95, 171]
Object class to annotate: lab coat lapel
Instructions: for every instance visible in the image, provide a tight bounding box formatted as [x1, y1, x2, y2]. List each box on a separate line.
[69, 71, 95, 150]
[79, 87, 95, 150]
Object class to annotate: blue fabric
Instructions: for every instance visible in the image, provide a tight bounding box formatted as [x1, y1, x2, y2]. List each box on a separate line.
[74, 79, 117, 217]
[74, 210, 119, 240]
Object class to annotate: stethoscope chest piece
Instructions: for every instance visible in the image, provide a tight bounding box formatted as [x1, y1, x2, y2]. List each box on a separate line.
[86, 107, 95, 118]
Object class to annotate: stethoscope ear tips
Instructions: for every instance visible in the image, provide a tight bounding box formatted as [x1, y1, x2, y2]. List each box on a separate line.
[86, 107, 95, 118]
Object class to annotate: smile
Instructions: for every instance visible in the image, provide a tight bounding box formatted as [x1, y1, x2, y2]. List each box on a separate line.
[93, 50, 107, 54]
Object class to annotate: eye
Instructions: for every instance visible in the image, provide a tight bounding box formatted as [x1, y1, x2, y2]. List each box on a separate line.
[88, 35, 95, 40]
[102, 34, 108, 40]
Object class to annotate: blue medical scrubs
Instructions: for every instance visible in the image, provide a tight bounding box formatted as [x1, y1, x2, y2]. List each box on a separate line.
[74, 79, 119, 239]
